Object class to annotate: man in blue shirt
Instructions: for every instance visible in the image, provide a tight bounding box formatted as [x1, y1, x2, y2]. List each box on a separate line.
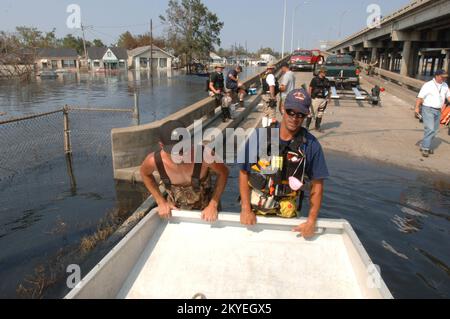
[226, 65, 246, 104]
[239, 88, 329, 238]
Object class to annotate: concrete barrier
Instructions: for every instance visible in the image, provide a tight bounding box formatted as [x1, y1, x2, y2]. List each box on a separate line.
[111, 56, 290, 180]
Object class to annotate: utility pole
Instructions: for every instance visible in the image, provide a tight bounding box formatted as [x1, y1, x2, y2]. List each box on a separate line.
[281, 0, 287, 58]
[81, 23, 88, 60]
[150, 19, 153, 77]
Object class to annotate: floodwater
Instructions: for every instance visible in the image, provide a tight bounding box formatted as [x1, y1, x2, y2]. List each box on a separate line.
[0, 68, 449, 299]
[0, 67, 263, 122]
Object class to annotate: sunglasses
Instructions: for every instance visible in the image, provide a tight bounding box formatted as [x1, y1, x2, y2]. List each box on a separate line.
[285, 109, 307, 119]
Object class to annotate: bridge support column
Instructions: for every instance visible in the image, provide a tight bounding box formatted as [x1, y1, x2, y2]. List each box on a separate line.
[390, 48, 398, 72]
[400, 41, 412, 77]
[444, 50, 450, 72]
[355, 51, 361, 61]
[418, 54, 424, 76]
[383, 50, 390, 70]
[371, 47, 379, 64]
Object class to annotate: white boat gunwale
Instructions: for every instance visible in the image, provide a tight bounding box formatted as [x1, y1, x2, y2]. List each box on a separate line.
[65, 208, 393, 299]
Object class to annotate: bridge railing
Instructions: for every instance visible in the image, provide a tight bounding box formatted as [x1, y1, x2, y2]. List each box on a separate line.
[356, 60, 425, 92]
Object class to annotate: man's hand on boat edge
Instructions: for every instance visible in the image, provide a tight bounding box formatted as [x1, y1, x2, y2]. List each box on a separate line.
[158, 200, 177, 219]
[293, 219, 317, 239]
[240, 207, 257, 225]
[201, 202, 219, 222]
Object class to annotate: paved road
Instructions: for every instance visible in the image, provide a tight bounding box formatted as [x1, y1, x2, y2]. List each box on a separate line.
[289, 71, 450, 176]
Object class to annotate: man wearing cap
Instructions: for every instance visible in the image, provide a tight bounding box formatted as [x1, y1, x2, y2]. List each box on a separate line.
[140, 120, 229, 222]
[239, 88, 329, 239]
[279, 62, 296, 113]
[261, 63, 279, 128]
[209, 63, 232, 122]
[416, 69, 450, 157]
[307, 67, 331, 132]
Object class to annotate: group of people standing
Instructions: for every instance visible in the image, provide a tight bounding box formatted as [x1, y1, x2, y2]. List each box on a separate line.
[261, 61, 331, 133]
[208, 63, 247, 122]
[139, 63, 330, 239]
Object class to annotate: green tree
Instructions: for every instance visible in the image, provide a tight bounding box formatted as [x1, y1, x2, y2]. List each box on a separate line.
[15, 26, 43, 47]
[117, 31, 137, 50]
[62, 34, 90, 54]
[160, 0, 223, 72]
[92, 39, 105, 47]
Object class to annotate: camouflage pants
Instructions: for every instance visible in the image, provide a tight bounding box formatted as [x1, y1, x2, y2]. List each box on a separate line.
[262, 94, 277, 119]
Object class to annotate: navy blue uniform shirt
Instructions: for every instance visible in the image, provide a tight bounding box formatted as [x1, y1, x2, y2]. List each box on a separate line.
[241, 127, 330, 181]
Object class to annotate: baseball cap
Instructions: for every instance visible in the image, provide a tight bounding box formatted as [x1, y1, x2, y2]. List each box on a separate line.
[318, 67, 327, 74]
[435, 69, 448, 77]
[284, 88, 312, 115]
[267, 63, 276, 69]
[158, 120, 188, 153]
[213, 63, 225, 69]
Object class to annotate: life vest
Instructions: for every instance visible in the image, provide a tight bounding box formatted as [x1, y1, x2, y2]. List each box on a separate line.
[311, 76, 330, 99]
[248, 128, 308, 217]
[209, 72, 224, 91]
[261, 72, 280, 95]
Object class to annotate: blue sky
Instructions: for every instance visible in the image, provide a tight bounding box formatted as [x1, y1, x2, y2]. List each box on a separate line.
[1, 0, 411, 51]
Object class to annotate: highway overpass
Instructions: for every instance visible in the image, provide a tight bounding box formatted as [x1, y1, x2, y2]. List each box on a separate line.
[328, 0, 450, 79]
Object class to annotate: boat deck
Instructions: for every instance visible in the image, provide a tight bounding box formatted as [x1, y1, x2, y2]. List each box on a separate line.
[66, 210, 392, 299]
[119, 218, 361, 299]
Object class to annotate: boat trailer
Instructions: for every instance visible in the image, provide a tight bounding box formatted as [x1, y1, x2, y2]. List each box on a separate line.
[330, 84, 381, 106]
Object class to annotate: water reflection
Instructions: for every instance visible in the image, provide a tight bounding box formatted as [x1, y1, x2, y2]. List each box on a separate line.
[0, 67, 264, 123]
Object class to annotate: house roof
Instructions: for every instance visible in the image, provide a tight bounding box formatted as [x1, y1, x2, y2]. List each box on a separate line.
[209, 52, 222, 60]
[128, 45, 175, 59]
[37, 48, 78, 58]
[87, 47, 128, 60]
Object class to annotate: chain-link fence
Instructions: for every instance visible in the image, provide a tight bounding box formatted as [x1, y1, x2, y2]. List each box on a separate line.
[0, 106, 136, 188]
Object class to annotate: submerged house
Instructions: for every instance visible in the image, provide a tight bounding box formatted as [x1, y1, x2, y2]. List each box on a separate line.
[128, 45, 175, 71]
[35, 48, 79, 72]
[209, 52, 227, 65]
[87, 47, 128, 71]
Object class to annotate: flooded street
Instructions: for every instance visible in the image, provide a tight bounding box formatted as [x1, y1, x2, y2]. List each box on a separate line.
[0, 68, 449, 298]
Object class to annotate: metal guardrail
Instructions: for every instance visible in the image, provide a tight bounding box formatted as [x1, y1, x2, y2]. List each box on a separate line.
[356, 60, 425, 91]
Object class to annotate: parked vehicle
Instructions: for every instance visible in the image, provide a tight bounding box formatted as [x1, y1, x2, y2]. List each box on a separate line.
[324, 54, 361, 87]
[290, 50, 314, 71]
[256, 60, 268, 67]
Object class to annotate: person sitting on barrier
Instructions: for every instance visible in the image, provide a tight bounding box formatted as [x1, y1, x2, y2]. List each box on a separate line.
[416, 69, 450, 157]
[209, 63, 232, 122]
[307, 67, 331, 132]
[239, 89, 329, 239]
[279, 62, 296, 114]
[226, 65, 247, 105]
[140, 120, 230, 222]
[261, 63, 280, 128]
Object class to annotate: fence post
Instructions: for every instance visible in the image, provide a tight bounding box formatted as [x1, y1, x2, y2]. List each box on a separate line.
[63, 105, 72, 154]
[133, 90, 140, 125]
[63, 105, 77, 192]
